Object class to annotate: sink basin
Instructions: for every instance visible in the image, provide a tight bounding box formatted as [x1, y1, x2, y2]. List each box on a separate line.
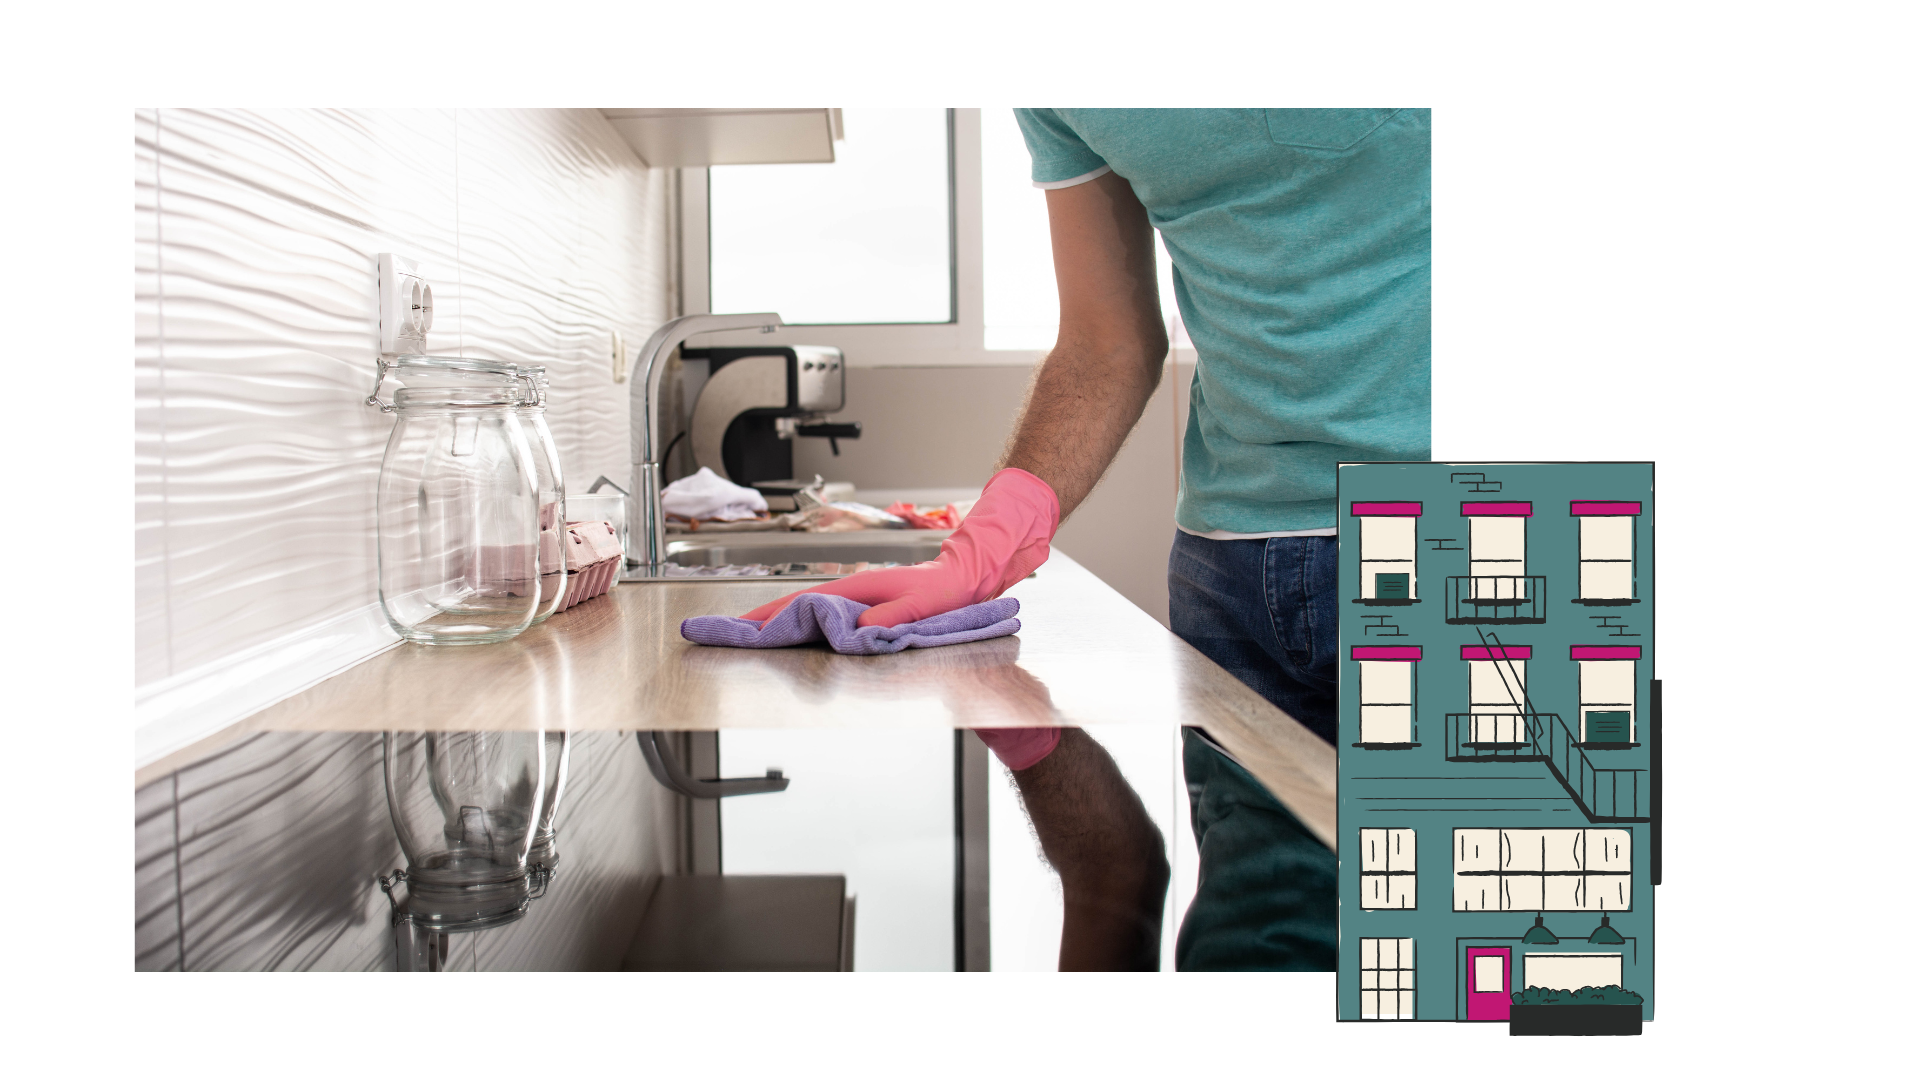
[647, 529, 951, 580]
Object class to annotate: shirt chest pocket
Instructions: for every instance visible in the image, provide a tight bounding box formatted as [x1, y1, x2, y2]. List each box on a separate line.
[1263, 108, 1400, 151]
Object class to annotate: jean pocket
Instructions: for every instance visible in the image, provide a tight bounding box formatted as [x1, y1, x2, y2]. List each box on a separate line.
[1263, 108, 1400, 151]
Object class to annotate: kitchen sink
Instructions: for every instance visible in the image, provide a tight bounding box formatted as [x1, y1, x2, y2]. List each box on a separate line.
[649, 529, 951, 579]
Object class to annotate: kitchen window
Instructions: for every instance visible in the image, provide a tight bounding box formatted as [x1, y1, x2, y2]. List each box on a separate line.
[1572, 501, 1642, 604]
[709, 108, 954, 325]
[1359, 938, 1416, 1020]
[1453, 828, 1633, 912]
[682, 108, 1194, 368]
[1353, 645, 1421, 746]
[1359, 827, 1416, 909]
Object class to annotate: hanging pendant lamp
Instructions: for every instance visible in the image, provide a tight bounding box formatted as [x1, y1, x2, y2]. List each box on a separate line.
[1521, 913, 1560, 944]
[1588, 913, 1626, 944]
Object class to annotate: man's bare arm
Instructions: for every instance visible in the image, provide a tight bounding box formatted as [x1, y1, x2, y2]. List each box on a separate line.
[997, 170, 1170, 521]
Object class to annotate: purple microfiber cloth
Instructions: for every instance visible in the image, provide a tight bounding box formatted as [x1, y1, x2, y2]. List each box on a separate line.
[681, 594, 1021, 655]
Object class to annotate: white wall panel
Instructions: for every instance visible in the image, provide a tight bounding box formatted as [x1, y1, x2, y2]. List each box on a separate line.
[135, 110, 670, 764]
[135, 111, 169, 685]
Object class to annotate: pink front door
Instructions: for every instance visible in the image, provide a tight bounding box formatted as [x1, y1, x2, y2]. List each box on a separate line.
[1465, 947, 1513, 1021]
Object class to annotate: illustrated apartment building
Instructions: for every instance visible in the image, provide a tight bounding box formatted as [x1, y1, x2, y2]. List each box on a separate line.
[1336, 462, 1657, 1024]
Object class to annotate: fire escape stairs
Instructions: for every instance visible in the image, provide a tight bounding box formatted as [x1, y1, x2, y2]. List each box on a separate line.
[1474, 627, 1651, 824]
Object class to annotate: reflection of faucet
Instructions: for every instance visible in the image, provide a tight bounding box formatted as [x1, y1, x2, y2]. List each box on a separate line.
[628, 312, 784, 577]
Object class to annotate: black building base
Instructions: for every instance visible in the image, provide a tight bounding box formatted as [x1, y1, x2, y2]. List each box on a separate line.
[1508, 1004, 1643, 1036]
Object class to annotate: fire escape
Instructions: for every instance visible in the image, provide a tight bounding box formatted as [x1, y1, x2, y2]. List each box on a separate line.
[1444, 627, 1652, 824]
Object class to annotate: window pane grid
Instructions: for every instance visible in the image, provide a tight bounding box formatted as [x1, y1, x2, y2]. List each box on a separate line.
[1360, 828, 1416, 909]
[1359, 938, 1415, 1019]
[1452, 828, 1634, 911]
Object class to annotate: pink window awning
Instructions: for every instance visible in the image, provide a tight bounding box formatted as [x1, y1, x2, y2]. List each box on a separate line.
[1571, 646, 1641, 660]
[1353, 646, 1422, 661]
[1461, 645, 1531, 660]
[1460, 501, 1532, 516]
[1570, 501, 1643, 516]
[1350, 501, 1422, 516]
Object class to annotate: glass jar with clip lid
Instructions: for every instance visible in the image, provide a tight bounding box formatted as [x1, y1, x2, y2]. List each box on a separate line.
[368, 356, 562, 645]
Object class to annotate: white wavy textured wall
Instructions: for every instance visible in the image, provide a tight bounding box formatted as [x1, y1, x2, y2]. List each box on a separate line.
[134, 110, 670, 764]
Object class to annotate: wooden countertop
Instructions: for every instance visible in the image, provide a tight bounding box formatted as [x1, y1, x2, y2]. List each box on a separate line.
[137, 552, 1334, 845]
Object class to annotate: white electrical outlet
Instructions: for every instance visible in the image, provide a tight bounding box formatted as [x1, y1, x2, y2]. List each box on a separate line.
[611, 329, 629, 382]
[378, 253, 434, 357]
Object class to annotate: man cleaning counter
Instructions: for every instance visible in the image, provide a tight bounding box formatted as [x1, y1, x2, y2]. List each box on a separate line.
[737, 108, 1431, 971]
[134, 108, 1421, 973]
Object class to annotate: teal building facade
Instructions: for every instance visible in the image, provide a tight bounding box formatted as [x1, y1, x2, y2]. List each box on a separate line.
[1336, 462, 1657, 1023]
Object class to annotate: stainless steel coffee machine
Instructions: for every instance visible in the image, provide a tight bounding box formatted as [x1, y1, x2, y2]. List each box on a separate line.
[679, 345, 861, 490]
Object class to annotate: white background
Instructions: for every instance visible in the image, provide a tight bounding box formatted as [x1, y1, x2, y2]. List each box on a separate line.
[12, 1, 1912, 1076]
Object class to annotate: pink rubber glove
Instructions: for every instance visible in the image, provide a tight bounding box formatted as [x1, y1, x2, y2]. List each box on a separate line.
[741, 467, 1061, 629]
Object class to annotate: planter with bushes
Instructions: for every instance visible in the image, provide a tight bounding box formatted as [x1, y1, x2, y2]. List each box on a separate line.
[1509, 985, 1644, 1036]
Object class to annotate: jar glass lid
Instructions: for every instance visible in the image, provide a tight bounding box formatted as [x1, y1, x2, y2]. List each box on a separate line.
[368, 355, 548, 411]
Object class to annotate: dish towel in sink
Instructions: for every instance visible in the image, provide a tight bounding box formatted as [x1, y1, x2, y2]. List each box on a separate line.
[681, 594, 1020, 655]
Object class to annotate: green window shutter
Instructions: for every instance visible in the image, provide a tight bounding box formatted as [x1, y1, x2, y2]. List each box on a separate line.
[1584, 711, 1631, 742]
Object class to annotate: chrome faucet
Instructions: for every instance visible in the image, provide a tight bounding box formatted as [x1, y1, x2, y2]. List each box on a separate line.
[627, 312, 785, 577]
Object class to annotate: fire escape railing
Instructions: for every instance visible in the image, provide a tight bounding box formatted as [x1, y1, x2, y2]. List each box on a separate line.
[1445, 575, 1546, 623]
[1458, 629, 1651, 823]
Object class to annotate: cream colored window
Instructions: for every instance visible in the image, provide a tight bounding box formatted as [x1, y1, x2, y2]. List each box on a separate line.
[1468, 516, 1526, 598]
[1359, 938, 1415, 1019]
[1359, 516, 1418, 599]
[1525, 952, 1624, 991]
[1453, 828, 1633, 912]
[1474, 953, 1507, 992]
[1359, 660, 1415, 744]
[1468, 657, 1527, 744]
[1360, 827, 1416, 909]
[1579, 659, 1636, 742]
[1579, 516, 1635, 600]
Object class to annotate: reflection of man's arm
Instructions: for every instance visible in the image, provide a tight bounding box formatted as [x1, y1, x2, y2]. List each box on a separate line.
[1008, 729, 1170, 971]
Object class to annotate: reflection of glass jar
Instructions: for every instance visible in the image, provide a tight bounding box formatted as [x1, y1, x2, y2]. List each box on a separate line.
[374, 358, 542, 646]
[384, 731, 546, 932]
[526, 730, 571, 894]
[519, 370, 569, 624]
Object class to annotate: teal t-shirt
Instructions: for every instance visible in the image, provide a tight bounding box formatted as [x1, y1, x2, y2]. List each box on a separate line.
[1014, 109, 1431, 533]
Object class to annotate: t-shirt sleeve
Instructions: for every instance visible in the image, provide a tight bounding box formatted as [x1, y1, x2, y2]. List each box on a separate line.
[1013, 109, 1111, 186]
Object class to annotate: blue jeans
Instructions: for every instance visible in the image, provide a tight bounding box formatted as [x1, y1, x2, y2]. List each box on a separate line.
[1168, 530, 1339, 971]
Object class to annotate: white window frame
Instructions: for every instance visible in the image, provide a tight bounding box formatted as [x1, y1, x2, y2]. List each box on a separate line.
[683, 109, 1007, 367]
[683, 108, 1197, 370]
[1358, 938, 1415, 1020]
